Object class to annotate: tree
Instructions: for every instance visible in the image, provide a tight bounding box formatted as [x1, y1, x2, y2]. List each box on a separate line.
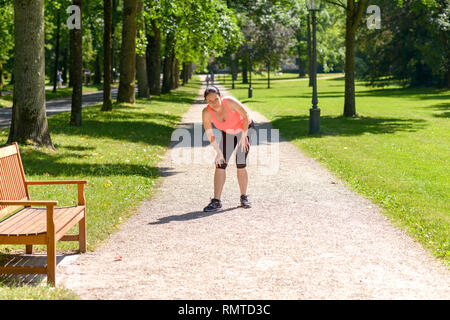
[70, 0, 83, 126]
[102, 0, 113, 111]
[117, 0, 138, 103]
[356, 0, 450, 88]
[136, 0, 149, 98]
[146, 17, 161, 95]
[321, 0, 367, 117]
[8, 0, 53, 148]
[251, 1, 294, 88]
[51, 3, 62, 93]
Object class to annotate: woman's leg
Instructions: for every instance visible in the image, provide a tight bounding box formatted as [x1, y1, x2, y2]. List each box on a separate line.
[237, 167, 248, 195]
[214, 168, 226, 200]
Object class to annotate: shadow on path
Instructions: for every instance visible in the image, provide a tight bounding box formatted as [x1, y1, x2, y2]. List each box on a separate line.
[148, 206, 241, 225]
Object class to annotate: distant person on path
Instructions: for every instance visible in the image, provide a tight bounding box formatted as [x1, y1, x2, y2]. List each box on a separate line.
[57, 70, 63, 88]
[202, 85, 255, 212]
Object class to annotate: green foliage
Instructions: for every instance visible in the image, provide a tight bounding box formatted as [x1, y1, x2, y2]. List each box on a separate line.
[0, 1, 14, 63]
[144, 0, 242, 68]
[356, 0, 449, 87]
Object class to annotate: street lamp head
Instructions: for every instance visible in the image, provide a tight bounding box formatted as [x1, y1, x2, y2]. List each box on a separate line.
[307, 0, 321, 11]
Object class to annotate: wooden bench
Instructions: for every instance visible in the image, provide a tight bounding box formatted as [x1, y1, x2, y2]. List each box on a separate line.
[0, 142, 87, 285]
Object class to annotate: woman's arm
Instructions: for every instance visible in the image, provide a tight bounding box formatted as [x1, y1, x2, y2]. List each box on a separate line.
[202, 108, 223, 155]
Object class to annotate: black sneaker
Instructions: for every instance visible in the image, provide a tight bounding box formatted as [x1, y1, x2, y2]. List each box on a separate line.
[203, 198, 222, 212]
[240, 194, 252, 208]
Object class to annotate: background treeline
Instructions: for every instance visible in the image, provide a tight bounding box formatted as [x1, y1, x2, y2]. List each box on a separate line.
[0, 0, 448, 148]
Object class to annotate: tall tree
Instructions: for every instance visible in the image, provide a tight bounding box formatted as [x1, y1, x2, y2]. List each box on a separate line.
[117, 0, 138, 103]
[52, 4, 62, 93]
[136, 0, 149, 98]
[161, 30, 175, 94]
[8, 0, 53, 148]
[146, 18, 161, 95]
[343, 0, 367, 117]
[70, 0, 83, 126]
[323, 0, 367, 117]
[102, 0, 113, 111]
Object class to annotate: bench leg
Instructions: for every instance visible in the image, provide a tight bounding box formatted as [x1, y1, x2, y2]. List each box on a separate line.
[47, 234, 56, 286]
[79, 212, 87, 253]
[26, 245, 33, 254]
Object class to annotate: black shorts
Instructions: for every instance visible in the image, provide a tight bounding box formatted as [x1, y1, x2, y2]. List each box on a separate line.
[216, 121, 255, 169]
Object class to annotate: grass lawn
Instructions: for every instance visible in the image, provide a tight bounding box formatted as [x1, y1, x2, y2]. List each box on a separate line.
[0, 77, 202, 299]
[225, 73, 449, 266]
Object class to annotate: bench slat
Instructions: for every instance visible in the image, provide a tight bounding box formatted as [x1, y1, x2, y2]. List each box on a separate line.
[0, 234, 47, 245]
[8, 208, 46, 236]
[0, 206, 85, 236]
[55, 209, 85, 240]
[0, 148, 29, 219]
[0, 208, 42, 235]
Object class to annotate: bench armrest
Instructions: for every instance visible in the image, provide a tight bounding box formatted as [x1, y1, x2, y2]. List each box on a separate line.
[0, 200, 58, 206]
[26, 180, 88, 185]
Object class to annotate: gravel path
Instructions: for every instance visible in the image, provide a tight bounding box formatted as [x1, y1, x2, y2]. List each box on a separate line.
[57, 80, 449, 299]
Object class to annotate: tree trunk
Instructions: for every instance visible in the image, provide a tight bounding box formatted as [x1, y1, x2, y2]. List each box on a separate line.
[135, 1, 149, 98]
[172, 57, 179, 89]
[295, 29, 306, 78]
[267, 62, 270, 89]
[344, 25, 356, 117]
[162, 31, 175, 94]
[70, 0, 83, 126]
[52, 8, 61, 93]
[111, 0, 118, 83]
[242, 60, 248, 84]
[117, 0, 138, 103]
[102, 0, 113, 111]
[181, 62, 186, 85]
[231, 55, 238, 81]
[93, 54, 102, 85]
[8, 0, 53, 148]
[343, 0, 367, 117]
[146, 19, 161, 95]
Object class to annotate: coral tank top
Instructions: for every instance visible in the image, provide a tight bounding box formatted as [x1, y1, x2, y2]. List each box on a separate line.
[207, 98, 251, 134]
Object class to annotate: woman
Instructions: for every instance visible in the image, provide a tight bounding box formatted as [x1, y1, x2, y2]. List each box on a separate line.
[202, 85, 255, 212]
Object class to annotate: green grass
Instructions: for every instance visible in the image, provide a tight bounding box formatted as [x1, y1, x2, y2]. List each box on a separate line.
[225, 74, 449, 266]
[0, 77, 202, 299]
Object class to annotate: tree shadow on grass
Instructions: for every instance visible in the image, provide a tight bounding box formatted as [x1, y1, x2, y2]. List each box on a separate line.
[270, 114, 428, 141]
[47, 111, 180, 147]
[19, 148, 179, 178]
[355, 87, 450, 100]
[429, 102, 449, 118]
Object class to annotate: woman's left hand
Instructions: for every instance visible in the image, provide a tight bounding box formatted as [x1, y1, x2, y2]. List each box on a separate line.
[237, 135, 249, 153]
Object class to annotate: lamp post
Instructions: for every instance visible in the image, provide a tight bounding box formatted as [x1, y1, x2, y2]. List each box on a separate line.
[307, 0, 321, 134]
[248, 57, 253, 98]
[231, 53, 235, 89]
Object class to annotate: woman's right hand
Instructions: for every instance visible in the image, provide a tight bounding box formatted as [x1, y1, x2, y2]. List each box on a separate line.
[215, 151, 226, 166]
